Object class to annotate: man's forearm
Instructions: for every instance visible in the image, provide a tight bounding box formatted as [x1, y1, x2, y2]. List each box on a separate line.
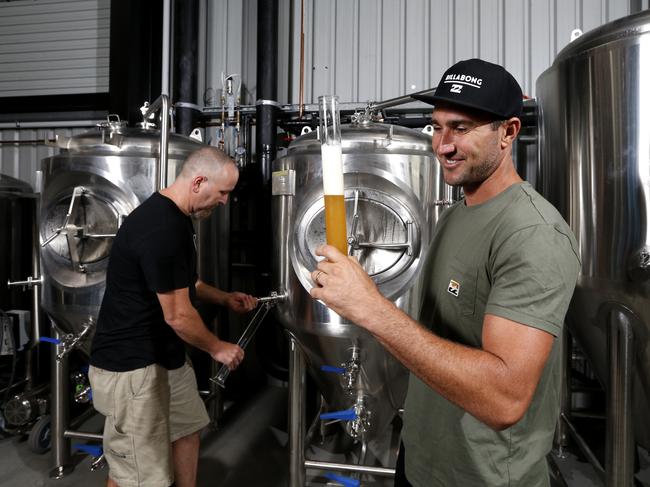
[167, 306, 223, 356]
[195, 280, 229, 306]
[362, 299, 531, 430]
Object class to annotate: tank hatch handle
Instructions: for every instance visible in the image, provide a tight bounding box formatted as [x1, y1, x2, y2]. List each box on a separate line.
[347, 189, 413, 256]
[320, 408, 357, 422]
[41, 186, 86, 247]
[320, 365, 345, 374]
[41, 186, 119, 273]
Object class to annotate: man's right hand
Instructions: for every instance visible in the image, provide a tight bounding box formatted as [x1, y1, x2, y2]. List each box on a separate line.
[211, 341, 245, 370]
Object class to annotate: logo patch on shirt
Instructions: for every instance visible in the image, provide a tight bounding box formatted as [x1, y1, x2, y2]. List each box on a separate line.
[447, 279, 460, 297]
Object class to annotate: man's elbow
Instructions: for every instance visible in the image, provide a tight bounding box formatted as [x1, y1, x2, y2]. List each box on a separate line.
[164, 311, 190, 333]
[489, 399, 530, 431]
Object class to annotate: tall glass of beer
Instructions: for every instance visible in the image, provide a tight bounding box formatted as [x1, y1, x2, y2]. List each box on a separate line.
[318, 95, 347, 255]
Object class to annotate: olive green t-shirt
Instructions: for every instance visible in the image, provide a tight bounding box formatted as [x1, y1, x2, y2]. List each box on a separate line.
[402, 182, 580, 487]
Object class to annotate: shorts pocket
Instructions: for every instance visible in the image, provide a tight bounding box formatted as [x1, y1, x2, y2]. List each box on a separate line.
[128, 365, 152, 397]
[88, 366, 116, 417]
[104, 419, 137, 481]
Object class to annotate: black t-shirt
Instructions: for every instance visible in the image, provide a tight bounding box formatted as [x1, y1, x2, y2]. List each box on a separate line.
[90, 192, 197, 371]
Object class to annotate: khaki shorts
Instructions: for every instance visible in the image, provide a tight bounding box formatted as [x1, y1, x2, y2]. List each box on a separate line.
[89, 361, 210, 487]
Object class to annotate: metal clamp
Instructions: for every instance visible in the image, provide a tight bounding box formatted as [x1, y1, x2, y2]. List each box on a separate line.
[319, 395, 371, 441]
[342, 347, 361, 393]
[347, 396, 371, 440]
[255, 99, 281, 107]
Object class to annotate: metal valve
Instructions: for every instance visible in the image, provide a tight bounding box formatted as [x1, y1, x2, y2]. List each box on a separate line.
[73, 444, 105, 471]
[7, 275, 43, 291]
[342, 346, 361, 393]
[319, 395, 371, 441]
[347, 395, 371, 440]
[41, 319, 94, 362]
[320, 347, 361, 394]
[324, 472, 360, 487]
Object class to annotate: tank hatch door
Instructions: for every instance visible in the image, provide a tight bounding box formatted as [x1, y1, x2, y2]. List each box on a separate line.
[294, 181, 422, 299]
[41, 186, 120, 274]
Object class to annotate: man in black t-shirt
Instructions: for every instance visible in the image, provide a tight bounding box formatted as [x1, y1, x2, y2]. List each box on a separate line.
[89, 146, 257, 487]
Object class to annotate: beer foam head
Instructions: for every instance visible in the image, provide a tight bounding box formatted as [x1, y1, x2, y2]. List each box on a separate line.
[321, 143, 344, 195]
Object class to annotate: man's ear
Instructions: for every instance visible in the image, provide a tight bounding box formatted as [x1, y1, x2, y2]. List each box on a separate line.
[501, 117, 521, 149]
[191, 175, 206, 193]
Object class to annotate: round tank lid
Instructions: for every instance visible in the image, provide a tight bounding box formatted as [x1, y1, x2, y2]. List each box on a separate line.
[0, 174, 33, 195]
[554, 10, 650, 63]
[287, 122, 432, 155]
[56, 126, 204, 157]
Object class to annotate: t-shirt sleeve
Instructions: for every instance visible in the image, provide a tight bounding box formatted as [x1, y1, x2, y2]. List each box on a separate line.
[485, 224, 579, 337]
[138, 227, 193, 293]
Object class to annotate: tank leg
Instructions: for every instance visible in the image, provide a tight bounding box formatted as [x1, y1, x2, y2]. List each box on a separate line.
[554, 325, 572, 458]
[28, 201, 42, 389]
[606, 308, 635, 487]
[49, 326, 73, 479]
[288, 334, 306, 487]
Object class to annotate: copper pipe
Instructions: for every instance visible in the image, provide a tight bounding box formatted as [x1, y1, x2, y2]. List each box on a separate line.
[299, 0, 305, 119]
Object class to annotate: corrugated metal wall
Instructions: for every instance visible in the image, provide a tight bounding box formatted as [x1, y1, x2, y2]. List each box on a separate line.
[285, 0, 644, 104]
[0, 0, 110, 98]
[198, 0, 647, 104]
[2, 0, 648, 185]
[0, 127, 94, 190]
[201, 0, 293, 107]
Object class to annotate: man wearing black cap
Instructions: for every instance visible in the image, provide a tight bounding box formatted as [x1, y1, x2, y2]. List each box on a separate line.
[310, 58, 580, 486]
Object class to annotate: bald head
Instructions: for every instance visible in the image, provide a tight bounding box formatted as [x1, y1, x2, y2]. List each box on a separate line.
[161, 146, 239, 219]
[178, 146, 236, 182]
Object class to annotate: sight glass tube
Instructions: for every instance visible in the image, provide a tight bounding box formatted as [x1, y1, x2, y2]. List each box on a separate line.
[318, 95, 347, 254]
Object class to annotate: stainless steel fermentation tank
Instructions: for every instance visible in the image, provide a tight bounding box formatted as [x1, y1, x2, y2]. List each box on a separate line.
[39, 118, 203, 355]
[40, 106, 210, 478]
[1, 175, 37, 313]
[537, 9, 650, 483]
[272, 119, 451, 468]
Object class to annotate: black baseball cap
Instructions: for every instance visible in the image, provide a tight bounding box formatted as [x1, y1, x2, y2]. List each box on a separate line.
[413, 58, 523, 119]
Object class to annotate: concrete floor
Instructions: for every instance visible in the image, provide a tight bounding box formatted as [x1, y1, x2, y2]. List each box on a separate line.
[0, 383, 649, 487]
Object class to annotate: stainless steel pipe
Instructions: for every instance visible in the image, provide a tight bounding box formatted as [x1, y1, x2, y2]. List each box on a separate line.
[288, 335, 306, 487]
[49, 327, 73, 479]
[63, 430, 103, 441]
[553, 326, 572, 457]
[142, 94, 170, 191]
[606, 308, 635, 487]
[304, 460, 395, 477]
[560, 413, 605, 481]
